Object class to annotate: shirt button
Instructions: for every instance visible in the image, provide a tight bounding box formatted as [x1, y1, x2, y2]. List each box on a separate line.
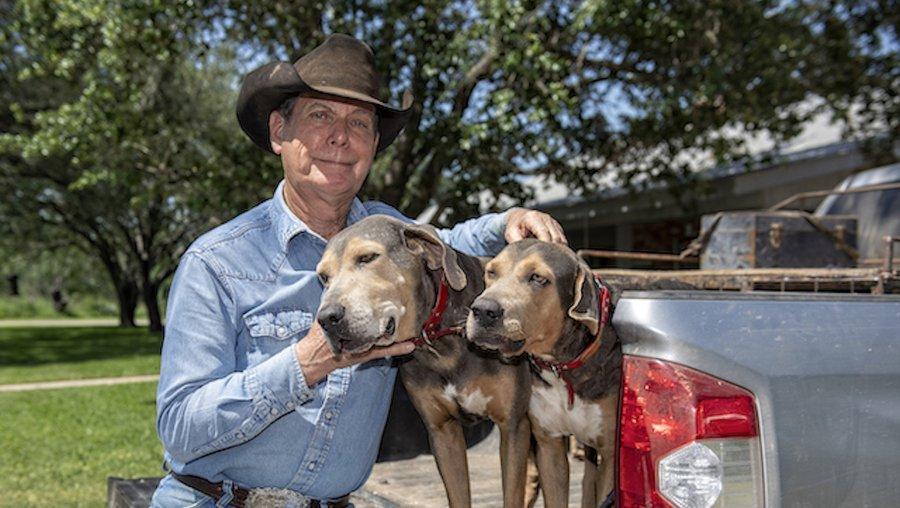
[307, 462, 315, 471]
[286, 401, 295, 410]
[236, 431, 244, 439]
[270, 407, 279, 416]
[277, 326, 286, 336]
[324, 411, 333, 420]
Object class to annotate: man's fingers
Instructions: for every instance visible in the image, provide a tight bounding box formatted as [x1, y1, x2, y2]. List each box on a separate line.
[550, 220, 568, 245]
[507, 224, 526, 242]
[505, 209, 567, 244]
[524, 215, 553, 242]
[350, 341, 415, 364]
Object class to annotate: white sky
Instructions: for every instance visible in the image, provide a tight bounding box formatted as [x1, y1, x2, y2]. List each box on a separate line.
[525, 107, 846, 206]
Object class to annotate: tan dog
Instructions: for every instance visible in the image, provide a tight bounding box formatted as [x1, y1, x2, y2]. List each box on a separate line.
[316, 215, 532, 508]
[466, 239, 621, 508]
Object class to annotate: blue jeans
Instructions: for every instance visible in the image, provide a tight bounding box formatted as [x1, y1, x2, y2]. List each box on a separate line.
[150, 474, 220, 508]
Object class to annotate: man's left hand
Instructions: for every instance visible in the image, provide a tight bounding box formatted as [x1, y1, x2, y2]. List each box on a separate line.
[505, 208, 567, 244]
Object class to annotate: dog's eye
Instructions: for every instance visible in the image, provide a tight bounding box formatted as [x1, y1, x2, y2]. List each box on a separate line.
[528, 273, 549, 287]
[485, 268, 497, 279]
[318, 273, 330, 286]
[357, 252, 380, 265]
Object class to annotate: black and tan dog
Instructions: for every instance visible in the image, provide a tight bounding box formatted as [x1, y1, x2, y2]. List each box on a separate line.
[466, 239, 621, 508]
[315, 215, 532, 508]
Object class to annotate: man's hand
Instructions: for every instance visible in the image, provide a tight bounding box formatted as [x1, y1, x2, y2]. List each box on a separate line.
[294, 322, 415, 387]
[505, 207, 568, 244]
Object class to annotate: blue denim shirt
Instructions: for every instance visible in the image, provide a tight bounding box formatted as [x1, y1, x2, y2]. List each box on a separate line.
[156, 181, 508, 500]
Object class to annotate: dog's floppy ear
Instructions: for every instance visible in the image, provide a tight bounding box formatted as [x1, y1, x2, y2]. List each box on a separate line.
[402, 223, 467, 291]
[567, 261, 600, 335]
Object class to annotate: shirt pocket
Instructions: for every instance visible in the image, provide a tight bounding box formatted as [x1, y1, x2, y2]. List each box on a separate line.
[242, 308, 314, 356]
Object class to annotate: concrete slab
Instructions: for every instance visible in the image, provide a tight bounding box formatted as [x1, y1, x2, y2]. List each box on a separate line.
[360, 428, 585, 507]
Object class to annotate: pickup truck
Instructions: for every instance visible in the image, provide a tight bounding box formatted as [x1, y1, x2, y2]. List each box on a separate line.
[373, 165, 900, 507]
[600, 164, 900, 507]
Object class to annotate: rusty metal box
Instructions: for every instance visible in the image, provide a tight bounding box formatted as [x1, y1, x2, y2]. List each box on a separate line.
[699, 211, 857, 269]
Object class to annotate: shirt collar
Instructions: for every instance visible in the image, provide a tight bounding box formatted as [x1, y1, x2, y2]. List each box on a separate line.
[269, 180, 369, 251]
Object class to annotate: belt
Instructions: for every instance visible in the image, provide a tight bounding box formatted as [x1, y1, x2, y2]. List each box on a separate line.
[171, 472, 351, 508]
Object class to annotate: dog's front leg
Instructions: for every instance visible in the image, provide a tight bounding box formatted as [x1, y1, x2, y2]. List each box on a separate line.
[498, 415, 531, 508]
[426, 417, 471, 507]
[531, 422, 569, 508]
[580, 445, 600, 508]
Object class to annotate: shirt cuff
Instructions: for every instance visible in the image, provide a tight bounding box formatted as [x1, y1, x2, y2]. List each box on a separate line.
[247, 345, 315, 411]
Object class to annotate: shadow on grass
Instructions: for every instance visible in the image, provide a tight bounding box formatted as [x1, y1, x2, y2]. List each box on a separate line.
[0, 327, 163, 367]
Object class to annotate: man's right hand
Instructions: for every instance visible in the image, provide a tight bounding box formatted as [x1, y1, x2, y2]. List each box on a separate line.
[294, 322, 415, 386]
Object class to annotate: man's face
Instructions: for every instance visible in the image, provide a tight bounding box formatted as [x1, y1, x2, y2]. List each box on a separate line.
[269, 92, 379, 205]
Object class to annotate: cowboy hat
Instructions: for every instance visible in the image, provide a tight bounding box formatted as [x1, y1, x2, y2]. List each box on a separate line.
[236, 34, 413, 154]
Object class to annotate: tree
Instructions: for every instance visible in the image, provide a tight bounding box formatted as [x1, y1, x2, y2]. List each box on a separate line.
[2, 0, 896, 329]
[1, 0, 279, 330]
[214, 0, 896, 223]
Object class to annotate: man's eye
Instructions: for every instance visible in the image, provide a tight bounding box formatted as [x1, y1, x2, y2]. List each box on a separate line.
[350, 118, 371, 129]
[310, 111, 330, 120]
[318, 274, 330, 286]
[357, 252, 379, 265]
[529, 273, 549, 286]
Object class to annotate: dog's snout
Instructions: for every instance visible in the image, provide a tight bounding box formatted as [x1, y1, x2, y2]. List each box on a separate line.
[317, 303, 346, 332]
[471, 298, 504, 327]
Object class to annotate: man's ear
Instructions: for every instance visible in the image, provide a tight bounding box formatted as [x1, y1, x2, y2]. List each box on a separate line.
[402, 223, 467, 291]
[268, 110, 285, 155]
[567, 261, 600, 335]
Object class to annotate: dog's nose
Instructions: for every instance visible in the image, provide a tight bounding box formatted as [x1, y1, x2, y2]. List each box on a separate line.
[471, 298, 504, 327]
[317, 303, 346, 333]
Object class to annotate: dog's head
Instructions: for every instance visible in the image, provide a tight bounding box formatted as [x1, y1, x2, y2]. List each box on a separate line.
[316, 215, 467, 354]
[466, 239, 601, 358]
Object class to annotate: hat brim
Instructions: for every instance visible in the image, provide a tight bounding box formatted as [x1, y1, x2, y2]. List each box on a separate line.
[236, 61, 412, 154]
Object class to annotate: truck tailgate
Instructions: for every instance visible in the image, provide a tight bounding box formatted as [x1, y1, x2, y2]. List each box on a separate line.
[613, 291, 900, 507]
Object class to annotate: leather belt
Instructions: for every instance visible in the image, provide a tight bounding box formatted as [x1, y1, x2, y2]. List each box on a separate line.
[171, 472, 350, 508]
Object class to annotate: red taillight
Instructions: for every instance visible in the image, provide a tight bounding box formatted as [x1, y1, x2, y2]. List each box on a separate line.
[618, 356, 763, 508]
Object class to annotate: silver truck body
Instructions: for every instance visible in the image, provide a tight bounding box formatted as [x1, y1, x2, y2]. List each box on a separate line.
[614, 291, 900, 507]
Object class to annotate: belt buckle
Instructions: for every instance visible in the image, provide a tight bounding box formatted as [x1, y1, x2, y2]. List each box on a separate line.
[245, 487, 312, 508]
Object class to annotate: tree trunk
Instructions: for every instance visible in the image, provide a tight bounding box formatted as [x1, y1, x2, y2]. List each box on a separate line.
[51, 276, 69, 314]
[142, 281, 163, 332]
[116, 279, 140, 327]
[6, 275, 19, 296]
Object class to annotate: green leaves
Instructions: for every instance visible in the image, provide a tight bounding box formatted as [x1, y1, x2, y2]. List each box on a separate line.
[1, 0, 894, 323]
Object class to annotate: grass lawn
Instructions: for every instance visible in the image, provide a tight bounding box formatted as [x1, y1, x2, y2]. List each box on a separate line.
[0, 382, 164, 507]
[0, 326, 162, 385]
[0, 295, 128, 320]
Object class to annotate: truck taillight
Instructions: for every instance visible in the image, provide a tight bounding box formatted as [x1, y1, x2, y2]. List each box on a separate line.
[619, 356, 764, 508]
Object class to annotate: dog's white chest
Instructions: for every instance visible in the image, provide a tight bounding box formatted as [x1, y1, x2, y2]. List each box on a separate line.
[442, 383, 492, 416]
[529, 372, 603, 443]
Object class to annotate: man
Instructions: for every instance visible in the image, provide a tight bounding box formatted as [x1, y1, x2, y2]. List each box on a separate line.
[152, 34, 566, 507]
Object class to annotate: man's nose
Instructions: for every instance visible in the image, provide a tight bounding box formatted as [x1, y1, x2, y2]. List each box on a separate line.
[471, 298, 504, 327]
[317, 303, 347, 333]
[327, 119, 349, 146]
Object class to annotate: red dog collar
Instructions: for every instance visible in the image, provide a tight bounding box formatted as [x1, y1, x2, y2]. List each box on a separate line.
[530, 278, 612, 408]
[411, 277, 462, 347]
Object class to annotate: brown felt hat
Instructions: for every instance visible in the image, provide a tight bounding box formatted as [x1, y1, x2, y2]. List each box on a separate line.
[236, 34, 413, 154]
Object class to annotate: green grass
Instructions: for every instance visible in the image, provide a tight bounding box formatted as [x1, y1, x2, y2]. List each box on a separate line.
[0, 382, 163, 507]
[0, 295, 125, 319]
[0, 326, 163, 384]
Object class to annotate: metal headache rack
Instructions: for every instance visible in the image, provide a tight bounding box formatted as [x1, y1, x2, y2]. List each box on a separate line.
[584, 236, 898, 295]
[579, 180, 900, 296]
